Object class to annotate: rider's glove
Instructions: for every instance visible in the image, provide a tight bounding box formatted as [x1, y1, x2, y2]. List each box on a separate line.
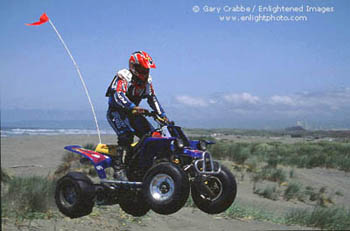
[161, 116, 170, 124]
[131, 106, 148, 115]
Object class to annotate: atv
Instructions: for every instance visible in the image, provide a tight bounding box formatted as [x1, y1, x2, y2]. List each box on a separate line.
[55, 111, 237, 218]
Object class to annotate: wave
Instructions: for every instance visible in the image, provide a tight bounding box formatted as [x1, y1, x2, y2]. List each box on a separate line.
[1, 128, 115, 137]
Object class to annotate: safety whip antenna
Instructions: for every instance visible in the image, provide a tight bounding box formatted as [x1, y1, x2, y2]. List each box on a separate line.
[26, 13, 102, 144]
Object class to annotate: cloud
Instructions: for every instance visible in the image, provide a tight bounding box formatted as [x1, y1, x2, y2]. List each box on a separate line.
[175, 95, 208, 107]
[175, 89, 350, 112]
[268, 88, 350, 110]
[175, 92, 261, 109]
[269, 95, 295, 106]
[223, 92, 260, 104]
[170, 88, 350, 128]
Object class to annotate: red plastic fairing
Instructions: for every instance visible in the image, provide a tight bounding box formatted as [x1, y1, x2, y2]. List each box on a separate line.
[152, 131, 162, 137]
[71, 147, 108, 164]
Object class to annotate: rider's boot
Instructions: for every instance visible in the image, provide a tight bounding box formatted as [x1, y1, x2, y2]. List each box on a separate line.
[113, 146, 129, 181]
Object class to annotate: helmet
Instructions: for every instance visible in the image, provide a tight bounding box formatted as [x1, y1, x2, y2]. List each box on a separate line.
[129, 51, 156, 82]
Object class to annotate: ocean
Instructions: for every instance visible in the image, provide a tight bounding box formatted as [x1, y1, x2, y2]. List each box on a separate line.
[1, 128, 115, 137]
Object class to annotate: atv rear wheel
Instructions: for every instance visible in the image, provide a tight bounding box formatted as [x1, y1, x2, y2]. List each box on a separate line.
[191, 165, 237, 214]
[143, 162, 190, 215]
[119, 191, 150, 217]
[55, 172, 95, 218]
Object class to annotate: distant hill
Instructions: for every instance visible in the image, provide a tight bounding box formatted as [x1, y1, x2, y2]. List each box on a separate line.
[285, 126, 306, 132]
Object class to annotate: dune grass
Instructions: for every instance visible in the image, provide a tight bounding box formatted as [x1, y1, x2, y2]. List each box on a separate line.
[2, 143, 97, 220]
[286, 206, 350, 230]
[1, 168, 12, 183]
[224, 202, 285, 224]
[2, 175, 56, 219]
[283, 181, 305, 201]
[254, 185, 280, 201]
[208, 140, 350, 171]
[223, 202, 350, 230]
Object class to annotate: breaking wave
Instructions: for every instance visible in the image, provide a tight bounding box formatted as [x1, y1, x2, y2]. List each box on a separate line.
[1, 128, 114, 137]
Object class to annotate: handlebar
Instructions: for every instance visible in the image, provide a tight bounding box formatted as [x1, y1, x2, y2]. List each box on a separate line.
[131, 109, 174, 126]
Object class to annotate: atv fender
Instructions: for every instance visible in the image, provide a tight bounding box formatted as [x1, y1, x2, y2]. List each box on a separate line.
[64, 145, 112, 179]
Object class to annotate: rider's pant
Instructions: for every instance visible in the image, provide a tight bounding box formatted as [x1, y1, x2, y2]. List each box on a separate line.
[106, 107, 154, 147]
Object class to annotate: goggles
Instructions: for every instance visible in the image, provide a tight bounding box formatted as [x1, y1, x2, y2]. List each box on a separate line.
[135, 65, 150, 76]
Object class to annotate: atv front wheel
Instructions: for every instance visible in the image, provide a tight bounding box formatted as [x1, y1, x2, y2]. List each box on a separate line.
[191, 165, 237, 214]
[55, 172, 95, 218]
[143, 162, 190, 215]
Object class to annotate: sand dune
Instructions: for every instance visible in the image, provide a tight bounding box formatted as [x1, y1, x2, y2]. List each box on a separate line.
[2, 135, 342, 230]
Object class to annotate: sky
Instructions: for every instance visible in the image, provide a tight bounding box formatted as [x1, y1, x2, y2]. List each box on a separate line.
[1, 0, 350, 129]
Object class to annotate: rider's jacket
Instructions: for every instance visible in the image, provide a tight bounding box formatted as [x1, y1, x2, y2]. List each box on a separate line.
[106, 69, 165, 116]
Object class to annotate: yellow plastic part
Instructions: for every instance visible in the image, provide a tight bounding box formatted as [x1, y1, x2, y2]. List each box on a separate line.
[157, 116, 165, 123]
[131, 142, 138, 147]
[95, 143, 118, 157]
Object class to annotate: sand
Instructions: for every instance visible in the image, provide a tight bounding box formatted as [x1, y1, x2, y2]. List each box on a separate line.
[1, 135, 116, 176]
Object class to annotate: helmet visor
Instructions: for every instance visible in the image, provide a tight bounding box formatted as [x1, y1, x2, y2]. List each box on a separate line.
[135, 65, 150, 75]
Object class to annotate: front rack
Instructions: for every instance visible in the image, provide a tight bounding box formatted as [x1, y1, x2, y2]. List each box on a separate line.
[193, 152, 221, 175]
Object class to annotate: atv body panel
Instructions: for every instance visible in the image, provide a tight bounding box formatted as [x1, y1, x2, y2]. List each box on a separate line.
[64, 145, 112, 179]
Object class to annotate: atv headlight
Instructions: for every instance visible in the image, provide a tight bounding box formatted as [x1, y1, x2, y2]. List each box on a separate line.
[197, 140, 207, 151]
[175, 138, 184, 150]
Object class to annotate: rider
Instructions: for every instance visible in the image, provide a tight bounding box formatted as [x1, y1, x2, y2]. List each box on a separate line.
[106, 51, 169, 181]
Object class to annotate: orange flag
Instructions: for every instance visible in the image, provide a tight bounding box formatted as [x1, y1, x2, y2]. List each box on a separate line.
[26, 13, 49, 26]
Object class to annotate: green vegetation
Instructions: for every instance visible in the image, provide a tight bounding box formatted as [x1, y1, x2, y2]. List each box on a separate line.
[1, 175, 56, 219]
[184, 196, 196, 208]
[262, 167, 287, 184]
[250, 167, 288, 190]
[2, 143, 98, 221]
[289, 168, 295, 178]
[185, 127, 350, 139]
[286, 207, 350, 230]
[252, 179, 337, 207]
[54, 151, 79, 177]
[83, 143, 95, 150]
[224, 203, 284, 224]
[335, 191, 344, 197]
[208, 140, 350, 171]
[307, 186, 335, 207]
[1, 168, 12, 183]
[284, 181, 305, 201]
[212, 138, 349, 211]
[254, 185, 279, 201]
[224, 202, 350, 230]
